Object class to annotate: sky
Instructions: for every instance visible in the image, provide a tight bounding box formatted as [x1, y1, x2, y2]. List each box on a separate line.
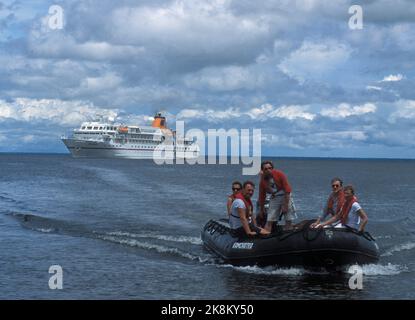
[0, 0, 415, 158]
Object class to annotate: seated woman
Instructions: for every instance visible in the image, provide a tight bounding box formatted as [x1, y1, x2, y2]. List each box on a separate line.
[227, 181, 242, 217]
[314, 185, 368, 233]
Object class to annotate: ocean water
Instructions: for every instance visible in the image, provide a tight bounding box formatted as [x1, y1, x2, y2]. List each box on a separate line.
[0, 154, 414, 299]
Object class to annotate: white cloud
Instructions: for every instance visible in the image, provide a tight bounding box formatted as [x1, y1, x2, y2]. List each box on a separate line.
[184, 65, 264, 91]
[268, 105, 315, 121]
[0, 98, 118, 126]
[22, 135, 35, 143]
[278, 40, 352, 83]
[366, 85, 382, 91]
[316, 131, 368, 142]
[261, 133, 303, 149]
[380, 74, 404, 82]
[320, 103, 377, 119]
[177, 107, 240, 122]
[29, 33, 145, 62]
[247, 104, 274, 119]
[261, 129, 368, 150]
[80, 72, 123, 92]
[177, 103, 315, 122]
[110, 0, 270, 58]
[389, 99, 415, 122]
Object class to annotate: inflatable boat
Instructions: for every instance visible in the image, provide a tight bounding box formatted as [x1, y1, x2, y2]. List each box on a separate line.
[201, 219, 380, 268]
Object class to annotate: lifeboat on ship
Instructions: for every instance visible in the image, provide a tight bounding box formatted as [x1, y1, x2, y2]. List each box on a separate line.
[118, 126, 129, 134]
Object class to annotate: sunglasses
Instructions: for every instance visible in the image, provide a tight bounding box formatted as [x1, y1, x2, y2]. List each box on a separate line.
[232, 188, 241, 191]
[332, 184, 340, 188]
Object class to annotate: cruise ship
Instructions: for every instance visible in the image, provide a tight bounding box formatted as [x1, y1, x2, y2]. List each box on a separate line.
[61, 113, 199, 159]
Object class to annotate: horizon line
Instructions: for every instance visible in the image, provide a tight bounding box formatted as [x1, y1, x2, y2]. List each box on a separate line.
[0, 151, 414, 161]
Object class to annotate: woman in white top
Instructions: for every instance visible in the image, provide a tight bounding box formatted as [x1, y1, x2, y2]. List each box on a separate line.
[314, 185, 368, 233]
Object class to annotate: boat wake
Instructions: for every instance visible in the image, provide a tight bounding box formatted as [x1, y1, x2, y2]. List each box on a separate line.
[354, 263, 408, 276]
[8, 212, 411, 276]
[218, 264, 306, 276]
[105, 231, 202, 245]
[9, 212, 213, 264]
[216, 263, 408, 277]
[95, 234, 213, 264]
[381, 241, 415, 257]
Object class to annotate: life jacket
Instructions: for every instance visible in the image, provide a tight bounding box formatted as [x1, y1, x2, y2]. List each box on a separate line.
[339, 195, 358, 224]
[259, 169, 292, 205]
[327, 189, 345, 216]
[233, 192, 253, 219]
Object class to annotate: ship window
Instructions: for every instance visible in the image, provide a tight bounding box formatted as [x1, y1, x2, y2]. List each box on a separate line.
[81, 126, 86, 130]
[87, 126, 92, 129]
[93, 127, 98, 130]
[99, 127, 102, 130]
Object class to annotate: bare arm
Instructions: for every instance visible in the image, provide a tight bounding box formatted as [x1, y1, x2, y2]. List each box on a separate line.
[250, 207, 258, 227]
[319, 213, 341, 228]
[227, 197, 233, 216]
[238, 207, 256, 236]
[357, 209, 368, 232]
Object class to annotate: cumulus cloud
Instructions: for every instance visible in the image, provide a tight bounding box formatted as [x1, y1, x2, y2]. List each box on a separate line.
[184, 65, 265, 91]
[109, 0, 272, 66]
[389, 99, 415, 122]
[380, 74, 404, 82]
[177, 103, 315, 122]
[268, 105, 315, 121]
[0, 0, 415, 156]
[0, 98, 118, 126]
[79, 72, 123, 92]
[262, 130, 368, 150]
[320, 103, 377, 119]
[278, 40, 352, 84]
[29, 33, 146, 62]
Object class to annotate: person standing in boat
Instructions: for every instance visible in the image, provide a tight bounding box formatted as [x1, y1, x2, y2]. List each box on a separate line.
[314, 185, 368, 232]
[310, 178, 345, 228]
[258, 161, 296, 232]
[229, 181, 269, 237]
[227, 181, 242, 217]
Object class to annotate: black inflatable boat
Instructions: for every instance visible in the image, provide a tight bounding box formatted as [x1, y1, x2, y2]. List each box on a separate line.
[201, 219, 380, 268]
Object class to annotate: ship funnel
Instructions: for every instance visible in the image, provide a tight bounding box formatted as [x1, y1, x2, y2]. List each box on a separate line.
[151, 112, 167, 129]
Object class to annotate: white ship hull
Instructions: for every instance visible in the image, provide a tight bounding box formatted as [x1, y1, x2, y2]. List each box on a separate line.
[62, 138, 198, 160]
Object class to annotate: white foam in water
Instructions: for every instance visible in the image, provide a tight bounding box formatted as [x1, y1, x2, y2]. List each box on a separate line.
[381, 242, 415, 257]
[34, 228, 54, 233]
[346, 263, 408, 276]
[218, 264, 306, 276]
[97, 235, 212, 263]
[374, 235, 393, 240]
[106, 231, 203, 245]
